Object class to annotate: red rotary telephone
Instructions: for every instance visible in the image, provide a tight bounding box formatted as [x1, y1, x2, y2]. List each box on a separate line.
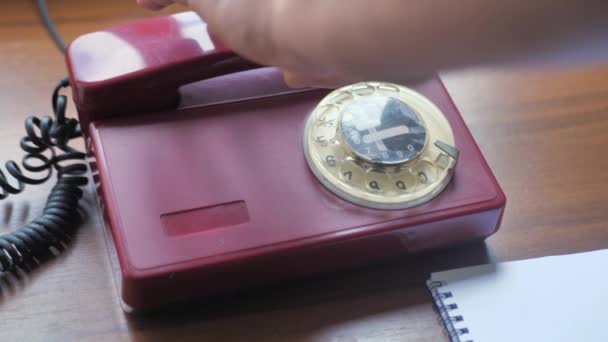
[65, 11, 505, 311]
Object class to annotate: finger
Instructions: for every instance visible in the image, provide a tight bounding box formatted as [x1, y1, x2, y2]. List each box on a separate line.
[184, 0, 283, 67]
[282, 70, 352, 89]
[136, 0, 176, 10]
[281, 71, 309, 89]
[186, 1, 372, 81]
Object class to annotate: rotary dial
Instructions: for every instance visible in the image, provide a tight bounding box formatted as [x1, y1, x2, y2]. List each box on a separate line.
[303, 82, 459, 209]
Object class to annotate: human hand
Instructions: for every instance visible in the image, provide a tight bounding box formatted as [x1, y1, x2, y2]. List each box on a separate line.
[137, 0, 608, 88]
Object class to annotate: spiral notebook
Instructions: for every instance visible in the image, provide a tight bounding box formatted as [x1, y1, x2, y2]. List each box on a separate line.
[427, 248, 608, 342]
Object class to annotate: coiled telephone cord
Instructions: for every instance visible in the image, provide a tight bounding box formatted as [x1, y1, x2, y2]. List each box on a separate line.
[0, 77, 88, 272]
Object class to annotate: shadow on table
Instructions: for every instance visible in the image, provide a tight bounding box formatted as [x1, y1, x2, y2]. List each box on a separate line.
[125, 240, 491, 340]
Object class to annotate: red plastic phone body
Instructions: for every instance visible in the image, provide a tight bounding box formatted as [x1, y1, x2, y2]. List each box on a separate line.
[66, 12, 505, 311]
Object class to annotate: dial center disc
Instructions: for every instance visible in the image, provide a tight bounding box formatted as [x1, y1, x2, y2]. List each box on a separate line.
[340, 96, 427, 165]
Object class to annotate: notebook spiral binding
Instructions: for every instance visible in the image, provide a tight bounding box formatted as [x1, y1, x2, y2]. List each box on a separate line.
[428, 281, 473, 342]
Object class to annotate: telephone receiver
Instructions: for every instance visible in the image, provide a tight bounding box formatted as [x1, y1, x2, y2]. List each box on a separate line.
[68, 11, 261, 129]
[66, 11, 506, 312]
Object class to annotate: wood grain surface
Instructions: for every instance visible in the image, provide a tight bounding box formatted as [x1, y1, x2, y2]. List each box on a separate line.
[1, 1, 607, 341]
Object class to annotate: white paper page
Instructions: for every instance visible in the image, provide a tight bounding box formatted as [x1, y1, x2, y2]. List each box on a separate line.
[427, 249, 608, 342]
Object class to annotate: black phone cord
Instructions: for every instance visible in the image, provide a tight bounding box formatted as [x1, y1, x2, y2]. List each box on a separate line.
[0, 77, 88, 272]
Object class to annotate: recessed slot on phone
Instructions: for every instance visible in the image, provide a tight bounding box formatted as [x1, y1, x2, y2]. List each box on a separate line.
[161, 201, 250, 237]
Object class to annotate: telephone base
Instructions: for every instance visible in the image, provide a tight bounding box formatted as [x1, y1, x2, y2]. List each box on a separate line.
[86, 69, 505, 311]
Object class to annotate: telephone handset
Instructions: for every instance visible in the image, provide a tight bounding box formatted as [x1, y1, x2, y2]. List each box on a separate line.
[67, 11, 260, 129]
[65, 11, 505, 311]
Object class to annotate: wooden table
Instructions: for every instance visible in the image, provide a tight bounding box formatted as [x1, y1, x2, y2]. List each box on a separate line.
[1, 1, 607, 341]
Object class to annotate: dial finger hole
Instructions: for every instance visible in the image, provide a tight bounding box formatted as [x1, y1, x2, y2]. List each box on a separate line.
[343, 156, 371, 171]
[314, 105, 339, 126]
[434, 153, 452, 170]
[418, 171, 429, 184]
[327, 91, 353, 106]
[338, 157, 365, 184]
[377, 83, 400, 94]
[389, 171, 417, 193]
[350, 83, 376, 96]
[312, 128, 337, 147]
[317, 147, 346, 176]
[365, 167, 390, 193]
[412, 161, 437, 186]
